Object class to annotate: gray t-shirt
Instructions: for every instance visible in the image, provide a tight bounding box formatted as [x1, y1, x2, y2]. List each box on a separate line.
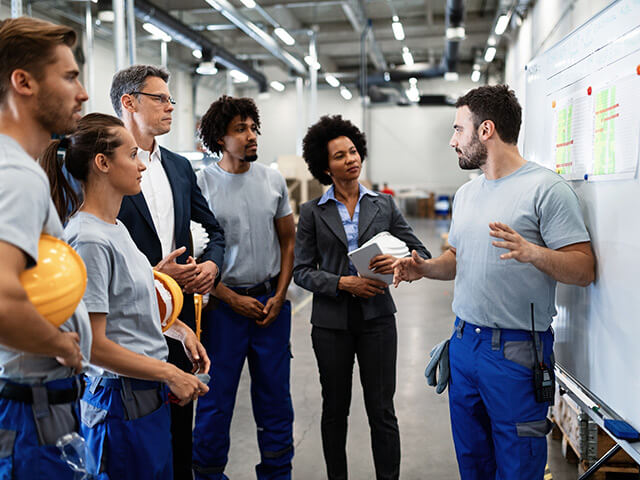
[64, 212, 168, 377]
[197, 161, 292, 287]
[448, 161, 590, 331]
[0, 134, 92, 383]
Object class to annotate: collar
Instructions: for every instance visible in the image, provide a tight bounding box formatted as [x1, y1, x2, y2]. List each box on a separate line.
[138, 140, 162, 164]
[318, 183, 378, 206]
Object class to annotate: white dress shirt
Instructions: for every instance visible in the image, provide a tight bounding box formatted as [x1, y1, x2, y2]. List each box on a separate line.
[138, 142, 175, 258]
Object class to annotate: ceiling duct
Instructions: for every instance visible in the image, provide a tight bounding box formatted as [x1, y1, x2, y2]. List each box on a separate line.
[363, 0, 464, 87]
[134, 0, 268, 91]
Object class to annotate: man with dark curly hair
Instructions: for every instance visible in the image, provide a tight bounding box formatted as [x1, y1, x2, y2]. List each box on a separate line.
[294, 115, 430, 480]
[192, 95, 296, 480]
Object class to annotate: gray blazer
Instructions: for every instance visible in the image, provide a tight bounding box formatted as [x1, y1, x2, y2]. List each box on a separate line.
[294, 192, 431, 329]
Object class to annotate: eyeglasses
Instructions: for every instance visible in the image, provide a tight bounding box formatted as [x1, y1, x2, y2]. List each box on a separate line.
[130, 91, 176, 105]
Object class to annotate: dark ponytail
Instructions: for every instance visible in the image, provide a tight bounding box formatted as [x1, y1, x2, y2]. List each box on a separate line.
[40, 113, 126, 223]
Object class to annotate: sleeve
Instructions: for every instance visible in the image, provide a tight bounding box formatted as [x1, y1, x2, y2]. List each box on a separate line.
[388, 196, 432, 259]
[0, 167, 49, 266]
[293, 203, 341, 296]
[538, 181, 591, 250]
[447, 191, 460, 249]
[74, 241, 112, 314]
[188, 163, 225, 268]
[275, 172, 293, 219]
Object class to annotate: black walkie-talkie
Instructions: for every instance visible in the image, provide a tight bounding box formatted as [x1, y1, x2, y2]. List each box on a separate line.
[531, 303, 555, 404]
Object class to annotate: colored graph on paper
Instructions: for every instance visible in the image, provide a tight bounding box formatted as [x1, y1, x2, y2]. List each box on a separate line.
[589, 74, 640, 181]
[550, 95, 593, 180]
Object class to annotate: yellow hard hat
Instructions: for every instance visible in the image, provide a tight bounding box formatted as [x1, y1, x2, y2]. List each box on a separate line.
[20, 234, 87, 327]
[153, 270, 183, 332]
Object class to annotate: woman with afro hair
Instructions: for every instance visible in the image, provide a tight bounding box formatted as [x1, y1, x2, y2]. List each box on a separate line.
[293, 115, 431, 479]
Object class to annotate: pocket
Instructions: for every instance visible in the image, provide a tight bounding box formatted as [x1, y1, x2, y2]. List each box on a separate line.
[516, 418, 553, 438]
[32, 402, 78, 446]
[79, 400, 109, 474]
[503, 340, 536, 370]
[0, 429, 16, 479]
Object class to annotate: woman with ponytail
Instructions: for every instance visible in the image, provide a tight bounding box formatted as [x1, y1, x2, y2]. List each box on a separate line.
[40, 113, 210, 480]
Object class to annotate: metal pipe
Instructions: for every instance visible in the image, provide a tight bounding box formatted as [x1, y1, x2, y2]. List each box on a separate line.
[11, 0, 23, 17]
[160, 40, 168, 67]
[113, 0, 127, 70]
[578, 445, 622, 479]
[126, 0, 137, 64]
[308, 31, 317, 125]
[133, 0, 267, 91]
[203, 0, 307, 76]
[295, 76, 304, 156]
[84, 1, 95, 112]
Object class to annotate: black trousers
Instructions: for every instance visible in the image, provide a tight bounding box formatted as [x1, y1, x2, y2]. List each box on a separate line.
[167, 337, 194, 480]
[311, 299, 400, 480]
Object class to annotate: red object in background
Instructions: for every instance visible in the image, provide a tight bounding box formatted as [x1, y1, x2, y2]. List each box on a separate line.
[637, 64, 640, 75]
[587, 86, 592, 95]
[381, 187, 396, 196]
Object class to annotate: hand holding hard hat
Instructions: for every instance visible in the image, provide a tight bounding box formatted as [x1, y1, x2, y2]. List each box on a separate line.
[19, 234, 87, 327]
[153, 270, 184, 332]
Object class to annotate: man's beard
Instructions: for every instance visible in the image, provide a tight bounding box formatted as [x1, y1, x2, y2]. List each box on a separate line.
[36, 87, 78, 135]
[241, 154, 258, 162]
[457, 132, 487, 170]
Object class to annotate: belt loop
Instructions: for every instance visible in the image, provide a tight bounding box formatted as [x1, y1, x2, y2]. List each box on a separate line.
[491, 329, 501, 351]
[456, 320, 465, 339]
[32, 385, 50, 419]
[89, 376, 102, 394]
[121, 377, 134, 402]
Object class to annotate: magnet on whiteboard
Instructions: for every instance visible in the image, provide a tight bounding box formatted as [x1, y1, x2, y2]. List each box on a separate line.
[556, 169, 561, 174]
[637, 64, 640, 75]
[587, 86, 592, 95]
[552, 100, 556, 108]
[584, 174, 589, 180]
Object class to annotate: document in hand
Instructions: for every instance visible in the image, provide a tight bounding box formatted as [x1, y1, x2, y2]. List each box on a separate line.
[347, 232, 411, 285]
[348, 243, 393, 284]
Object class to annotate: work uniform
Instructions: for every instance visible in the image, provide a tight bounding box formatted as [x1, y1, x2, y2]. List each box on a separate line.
[65, 212, 172, 480]
[0, 135, 93, 479]
[193, 161, 294, 480]
[447, 161, 590, 479]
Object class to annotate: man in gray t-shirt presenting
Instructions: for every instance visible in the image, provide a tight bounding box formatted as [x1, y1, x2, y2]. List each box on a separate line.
[393, 85, 595, 480]
[192, 95, 296, 480]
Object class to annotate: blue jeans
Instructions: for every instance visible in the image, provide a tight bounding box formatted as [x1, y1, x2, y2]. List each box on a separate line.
[193, 293, 294, 480]
[448, 318, 554, 480]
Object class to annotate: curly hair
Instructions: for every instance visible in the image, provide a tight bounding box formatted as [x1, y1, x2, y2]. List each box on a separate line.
[199, 95, 261, 155]
[302, 115, 367, 185]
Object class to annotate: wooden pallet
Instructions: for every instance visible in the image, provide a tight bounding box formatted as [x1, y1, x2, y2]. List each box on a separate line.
[552, 393, 640, 479]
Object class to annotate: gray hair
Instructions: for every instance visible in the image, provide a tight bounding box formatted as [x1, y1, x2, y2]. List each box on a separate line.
[110, 64, 170, 117]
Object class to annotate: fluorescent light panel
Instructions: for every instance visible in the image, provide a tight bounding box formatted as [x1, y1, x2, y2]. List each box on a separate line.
[304, 55, 321, 70]
[230, 70, 249, 83]
[239, 0, 256, 7]
[270, 80, 285, 92]
[446, 26, 465, 40]
[402, 48, 414, 66]
[494, 14, 509, 35]
[444, 72, 459, 81]
[484, 46, 497, 62]
[192, 49, 203, 59]
[391, 21, 405, 41]
[143, 23, 172, 42]
[274, 27, 295, 46]
[340, 86, 352, 100]
[471, 70, 481, 82]
[325, 74, 340, 88]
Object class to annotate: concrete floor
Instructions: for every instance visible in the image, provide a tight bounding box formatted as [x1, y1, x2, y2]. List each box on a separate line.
[219, 218, 580, 480]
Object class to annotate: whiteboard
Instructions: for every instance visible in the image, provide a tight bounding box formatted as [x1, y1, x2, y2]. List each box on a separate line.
[523, 0, 640, 433]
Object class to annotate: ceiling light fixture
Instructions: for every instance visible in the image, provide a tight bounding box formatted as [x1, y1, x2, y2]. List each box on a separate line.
[143, 23, 172, 42]
[325, 74, 340, 88]
[494, 14, 510, 35]
[274, 27, 295, 46]
[340, 86, 352, 100]
[471, 70, 481, 82]
[391, 17, 405, 41]
[229, 70, 249, 83]
[446, 26, 465, 40]
[270, 80, 285, 92]
[484, 46, 497, 62]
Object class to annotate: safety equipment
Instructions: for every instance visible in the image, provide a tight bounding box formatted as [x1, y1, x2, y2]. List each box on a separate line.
[19, 234, 87, 327]
[153, 270, 183, 332]
[424, 339, 450, 394]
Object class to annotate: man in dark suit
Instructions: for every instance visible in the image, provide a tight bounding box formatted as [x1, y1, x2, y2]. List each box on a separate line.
[110, 64, 225, 479]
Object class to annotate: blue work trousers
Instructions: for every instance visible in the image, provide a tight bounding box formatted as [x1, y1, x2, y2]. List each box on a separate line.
[79, 377, 173, 480]
[0, 376, 97, 479]
[448, 318, 554, 480]
[193, 293, 294, 480]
